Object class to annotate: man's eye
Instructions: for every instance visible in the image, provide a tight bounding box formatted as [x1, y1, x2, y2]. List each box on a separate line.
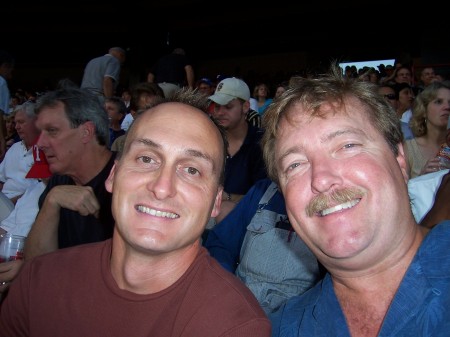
[139, 156, 152, 164]
[185, 167, 199, 175]
[288, 162, 301, 171]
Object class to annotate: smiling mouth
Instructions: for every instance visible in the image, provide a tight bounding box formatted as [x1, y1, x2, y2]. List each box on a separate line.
[136, 205, 179, 219]
[319, 199, 360, 217]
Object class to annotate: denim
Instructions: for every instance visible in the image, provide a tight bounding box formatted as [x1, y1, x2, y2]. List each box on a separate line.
[206, 179, 321, 315]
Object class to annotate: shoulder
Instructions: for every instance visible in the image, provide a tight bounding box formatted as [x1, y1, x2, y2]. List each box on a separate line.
[418, 221, 450, 276]
[189, 250, 271, 333]
[237, 179, 275, 207]
[6, 141, 23, 153]
[26, 240, 107, 275]
[246, 123, 265, 141]
[46, 174, 74, 188]
[403, 138, 418, 152]
[246, 109, 260, 120]
[252, 178, 275, 191]
[270, 278, 326, 335]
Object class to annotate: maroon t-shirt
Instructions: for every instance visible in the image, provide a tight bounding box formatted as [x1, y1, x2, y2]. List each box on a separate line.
[0, 240, 270, 336]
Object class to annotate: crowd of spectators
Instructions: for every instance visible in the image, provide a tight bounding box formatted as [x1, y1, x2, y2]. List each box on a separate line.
[0, 46, 449, 335]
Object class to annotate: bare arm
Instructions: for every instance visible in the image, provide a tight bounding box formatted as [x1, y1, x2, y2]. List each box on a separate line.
[102, 76, 115, 98]
[420, 171, 450, 228]
[24, 185, 100, 260]
[184, 65, 195, 89]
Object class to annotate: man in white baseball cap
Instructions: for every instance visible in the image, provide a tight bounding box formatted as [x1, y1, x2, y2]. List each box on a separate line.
[206, 77, 267, 228]
[209, 77, 251, 105]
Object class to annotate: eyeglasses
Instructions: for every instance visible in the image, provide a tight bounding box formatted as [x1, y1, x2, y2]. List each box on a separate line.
[384, 94, 396, 100]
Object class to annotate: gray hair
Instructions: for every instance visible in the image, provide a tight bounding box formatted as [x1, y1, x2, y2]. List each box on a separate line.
[14, 101, 36, 119]
[35, 87, 109, 146]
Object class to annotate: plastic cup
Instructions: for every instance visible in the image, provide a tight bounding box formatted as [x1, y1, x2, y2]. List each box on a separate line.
[0, 234, 26, 263]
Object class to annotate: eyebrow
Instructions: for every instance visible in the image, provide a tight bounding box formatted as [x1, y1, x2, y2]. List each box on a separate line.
[320, 128, 365, 143]
[134, 138, 215, 166]
[278, 127, 365, 162]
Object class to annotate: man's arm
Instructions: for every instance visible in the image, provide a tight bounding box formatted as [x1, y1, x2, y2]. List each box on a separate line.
[420, 171, 450, 229]
[24, 189, 62, 260]
[24, 185, 100, 260]
[102, 76, 115, 98]
[184, 65, 195, 89]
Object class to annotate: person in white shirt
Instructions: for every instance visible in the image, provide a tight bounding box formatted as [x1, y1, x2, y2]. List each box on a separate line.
[0, 102, 41, 204]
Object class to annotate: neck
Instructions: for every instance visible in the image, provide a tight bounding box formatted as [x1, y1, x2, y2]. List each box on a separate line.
[331, 225, 426, 296]
[71, 147, 112, 185]
[110, 234, 201, 294]
[226, 119, 248, 141]
[425, 125, 447, 145]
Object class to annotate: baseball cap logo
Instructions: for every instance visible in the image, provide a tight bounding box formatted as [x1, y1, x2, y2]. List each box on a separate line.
[34, 145, 43, 163]
[25, 141, 52, 179]
[208, 77, 250, 106]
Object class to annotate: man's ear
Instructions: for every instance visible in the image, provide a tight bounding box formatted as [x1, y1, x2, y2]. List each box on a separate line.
[210, 186, 223, 219]
[81, 121, 96, 143]
[105, 162, 117, 193]
[397, 142, 409, 183]
[243, 100, 250, 113]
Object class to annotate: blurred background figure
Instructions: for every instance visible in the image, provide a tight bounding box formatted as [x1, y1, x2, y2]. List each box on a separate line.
[112, 82, 165, 153]
[377, 84, 413, 140]
[120, 88, 131, 113]
[404, 81, 450, 178]
[416, 67, 437, 94]
[80, 47, 126, 104]
[253, 82, 273, 115]
[208, 77, 267, 223]
[0, 50, 15, 161]
[0, 102, 40, 205]
[104, 97, 126, 148]
[274, 81, 289, 100]
[147, 47, 194, 98]
[196, 77, 214, 97]
[4, 112, 19, 151]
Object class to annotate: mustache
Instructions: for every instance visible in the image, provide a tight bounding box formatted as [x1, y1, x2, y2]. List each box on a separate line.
[306, 187, 365, 217]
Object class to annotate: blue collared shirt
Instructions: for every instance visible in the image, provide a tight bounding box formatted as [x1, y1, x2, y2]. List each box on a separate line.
[270, 221, 450, 336]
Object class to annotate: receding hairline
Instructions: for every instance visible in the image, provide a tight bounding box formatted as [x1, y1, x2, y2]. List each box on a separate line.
[127, 101, 224, 149]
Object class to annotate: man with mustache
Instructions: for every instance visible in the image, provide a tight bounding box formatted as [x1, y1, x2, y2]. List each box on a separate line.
[261, 64, 450, 337]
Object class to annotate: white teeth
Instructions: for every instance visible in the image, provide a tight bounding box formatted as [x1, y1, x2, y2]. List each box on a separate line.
[320, 199, 360, 216]
[136, 205, 179, 219]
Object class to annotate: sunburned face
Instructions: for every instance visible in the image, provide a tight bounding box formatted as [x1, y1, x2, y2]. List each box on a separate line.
[105, 102, 224, 255]
[274, 97, 411, 269]
[36, 102, 86, 175]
